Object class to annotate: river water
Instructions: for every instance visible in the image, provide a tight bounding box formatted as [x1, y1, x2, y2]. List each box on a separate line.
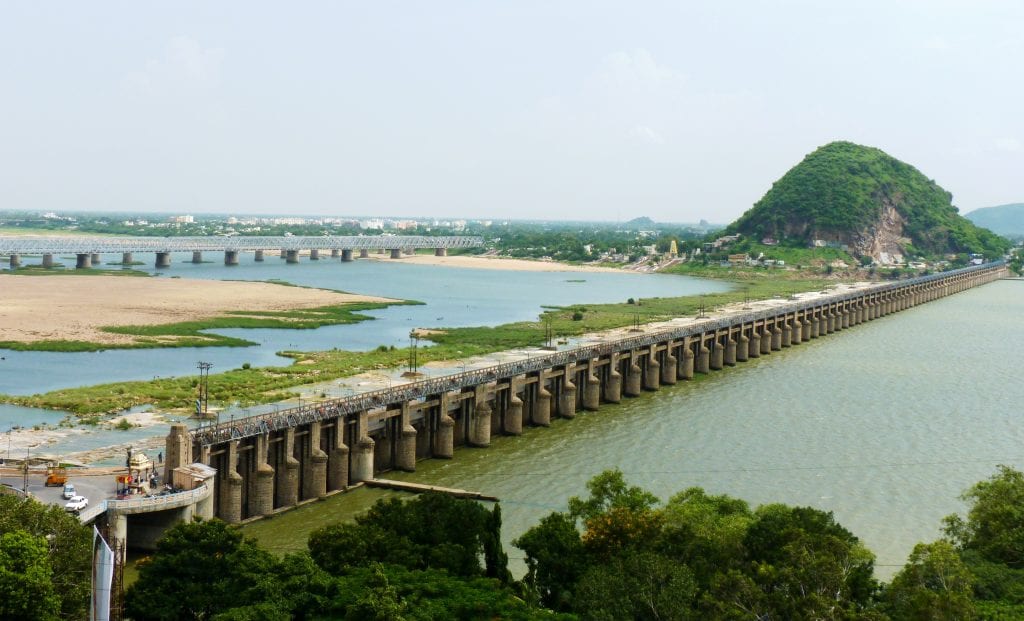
[240, 279, 1024, 579]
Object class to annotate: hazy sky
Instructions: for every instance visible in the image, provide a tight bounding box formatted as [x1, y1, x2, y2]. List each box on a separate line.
[1, 2, 1021, 223]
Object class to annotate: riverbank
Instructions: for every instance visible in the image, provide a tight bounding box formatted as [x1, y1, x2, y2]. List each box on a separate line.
[0, 274, 399, 350]
[387, 253, 625, 273]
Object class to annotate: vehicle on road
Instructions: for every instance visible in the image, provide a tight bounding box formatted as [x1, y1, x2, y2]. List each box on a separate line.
[45, 464, 68, 487]
[63, 482, 77, 499]
[65, 495, 88, 513]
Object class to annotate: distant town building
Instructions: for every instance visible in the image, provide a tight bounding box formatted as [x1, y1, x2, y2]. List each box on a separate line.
[169, 215, 194, 224]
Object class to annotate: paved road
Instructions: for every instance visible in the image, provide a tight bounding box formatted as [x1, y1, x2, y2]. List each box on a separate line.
[1, 472, 116, 512]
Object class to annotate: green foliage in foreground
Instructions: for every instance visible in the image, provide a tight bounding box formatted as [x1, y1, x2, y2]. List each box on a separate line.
[0, 302, 406, 352]
[126, 495, 558, 621]
[2, 276, 827, 415]
[0, 495, 92, 621]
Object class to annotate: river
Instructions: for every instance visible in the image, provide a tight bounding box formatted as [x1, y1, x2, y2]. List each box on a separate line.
[240, 278, 1024, 579]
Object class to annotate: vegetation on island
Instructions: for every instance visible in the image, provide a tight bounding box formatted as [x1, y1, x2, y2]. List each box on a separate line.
[1, 277, 829, 415]
[8, 466, 1024, 619]
[729, 141, 1011, 260]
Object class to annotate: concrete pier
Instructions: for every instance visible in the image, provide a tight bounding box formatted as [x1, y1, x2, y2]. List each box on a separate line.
[254, 250, 264, 262]
[8, 253, 19, 268]
[155, 252, 171, 269]
[76, 253, 91, 269]
[224, 250, 239, 266]
[342, 249, 354, 262]
[174, 261, 1006, 527]
[286, 249, 299, 264]
[91, 253, 101, 265]
[360, 249, 369, 258]
[41, 253, 53, 268]
[192, 251, 203, 264]
[390, 249, 402, 259]
[310, 249, 319, 260]
[121, 252, 133, 265]
[435, 248, 447, 257]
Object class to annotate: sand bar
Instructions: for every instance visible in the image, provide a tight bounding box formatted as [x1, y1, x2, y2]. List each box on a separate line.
[0, 274, 396, 345]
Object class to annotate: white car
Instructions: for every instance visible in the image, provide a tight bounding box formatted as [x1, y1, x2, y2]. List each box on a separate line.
[63, 483, 76, 499]
[64, 495, 88, 513]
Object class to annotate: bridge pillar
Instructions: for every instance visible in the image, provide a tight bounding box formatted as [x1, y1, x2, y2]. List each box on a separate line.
[252, 434, 275, 517]
[710, 340, 724, 370]
[192, 250, 203, 264]
[8, 253, 19, 268]
[286, 250, 299, 263]
[121, 252, 133, 265]
[625, 357, 643, 395]
[254, 250, 264, 262]
[331, 249, 340, 258]
[341, 249, 354, 262]
[360, 249, 369, 259]
[749, 331, 761, 358]
[309, 249, 319, 260]
[75, 253, 91, 269]
[155, 252, 171, 269]
[280, 248, 287, 258]
[583, 368, 601, 411]
[91, 253, 102, 265]
[605, 353, 623, 401]
[224, 250, 239, 266]
[110, 512, 128, 565]
[558, 371, 577, 418]
[842, 309, 851, 329]
[327, 422, 350, 490]
[809, 315, 820, 337]
[781, 323, 792, 347]
[275, 428, 300, 507]
[220, 440, 243, 524]
[724, 338, 737, 366]
[350, 412, 375, 483]
[396, 404, 417, 472]
[791, 319, 802, 345]
[531, 376, 552, 426]
[505, 376, 525, 434]
[681, 344, 695, 379]
[736, 334, 749, 362]
[644, 350, 661, 389]
[41, 253, 53, 268]
[390, 248, 402, 259]
[697, 344, 712, 373]
[470, 386, 492, 446]
[771, 326, 783, 350]
[303, 421, 329, 498]
[661, 346, 678, 384]
[435, 393, 455, 457]
[435, 248, 447, 257]
[802, 316, 812, 340]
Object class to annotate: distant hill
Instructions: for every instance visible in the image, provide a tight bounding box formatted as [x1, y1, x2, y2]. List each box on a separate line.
[965, 203, 1024, 237]
[623, 216, 657, 230]
[728, 141, 1009, 262]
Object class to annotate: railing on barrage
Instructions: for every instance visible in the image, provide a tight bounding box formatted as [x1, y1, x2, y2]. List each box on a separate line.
[190, 261, 1006, 447]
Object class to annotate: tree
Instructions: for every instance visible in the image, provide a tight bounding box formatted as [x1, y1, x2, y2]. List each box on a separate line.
[886, 541, 976, 620]
[125, 519, 281, 621]
[573, 551, 698, 621]
[0, 530, 61, 621]
[514, 512, 588, 611]
[943, 465, 1024, 568]
[0, 496, 91, 620]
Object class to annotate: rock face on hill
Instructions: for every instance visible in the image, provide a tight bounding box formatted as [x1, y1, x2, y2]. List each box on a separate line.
[729, 141, 1009, 263]
[965, 203, 1024, 238]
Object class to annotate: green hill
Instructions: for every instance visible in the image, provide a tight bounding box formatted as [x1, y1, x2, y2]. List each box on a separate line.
[729, 141, 1009, 261]
[965, 203, 1024, 238]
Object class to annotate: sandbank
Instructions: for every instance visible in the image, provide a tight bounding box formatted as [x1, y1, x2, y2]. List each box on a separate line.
[0, 274, 396, 346]
[378, 253, 626, 273]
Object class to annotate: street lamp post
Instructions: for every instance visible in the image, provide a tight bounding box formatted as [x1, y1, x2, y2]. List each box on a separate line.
[197, 361, 212, 419]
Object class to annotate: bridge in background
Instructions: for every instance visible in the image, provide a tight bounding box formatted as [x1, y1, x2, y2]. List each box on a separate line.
[0, 235, 483, 268]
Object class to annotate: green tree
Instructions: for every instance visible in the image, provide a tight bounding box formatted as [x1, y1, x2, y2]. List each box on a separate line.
[0, 495, 91, 620]
[886, 541, 976, 620]
[125, 519, 280, 621]
[944, 465, 1024, 568]
[514, 512, 588, 611]
[0, 530, 61, 621]
[573, 551, 698, 621]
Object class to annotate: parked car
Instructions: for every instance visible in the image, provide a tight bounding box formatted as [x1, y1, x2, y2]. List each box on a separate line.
[63, 483, 77, 499]
[65, 495, 88, 513]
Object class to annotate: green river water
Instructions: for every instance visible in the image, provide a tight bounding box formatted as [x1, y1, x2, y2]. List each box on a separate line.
[241, 279, 1024, 579]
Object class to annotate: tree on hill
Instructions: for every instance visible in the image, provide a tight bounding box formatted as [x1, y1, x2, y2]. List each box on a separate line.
[729, 141, 1010, 261]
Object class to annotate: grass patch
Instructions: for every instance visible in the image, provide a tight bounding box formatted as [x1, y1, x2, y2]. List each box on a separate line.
[0, 274, 833, 415]
[2, 266, 151, 277]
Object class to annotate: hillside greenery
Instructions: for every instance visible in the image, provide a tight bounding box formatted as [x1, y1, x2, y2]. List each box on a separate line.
[729, 141, 1011, 259]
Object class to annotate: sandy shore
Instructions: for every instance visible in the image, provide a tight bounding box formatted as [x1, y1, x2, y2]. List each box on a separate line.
[0, 274, 396, 345]
[381, 253, 627, 273]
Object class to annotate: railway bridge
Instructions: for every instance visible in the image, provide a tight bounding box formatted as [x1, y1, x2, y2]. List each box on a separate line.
[0, 235, 483, 268]
[163, 261, 1008, 525]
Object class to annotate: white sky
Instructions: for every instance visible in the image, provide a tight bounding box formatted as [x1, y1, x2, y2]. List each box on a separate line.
[1, 1, 1021, 223]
